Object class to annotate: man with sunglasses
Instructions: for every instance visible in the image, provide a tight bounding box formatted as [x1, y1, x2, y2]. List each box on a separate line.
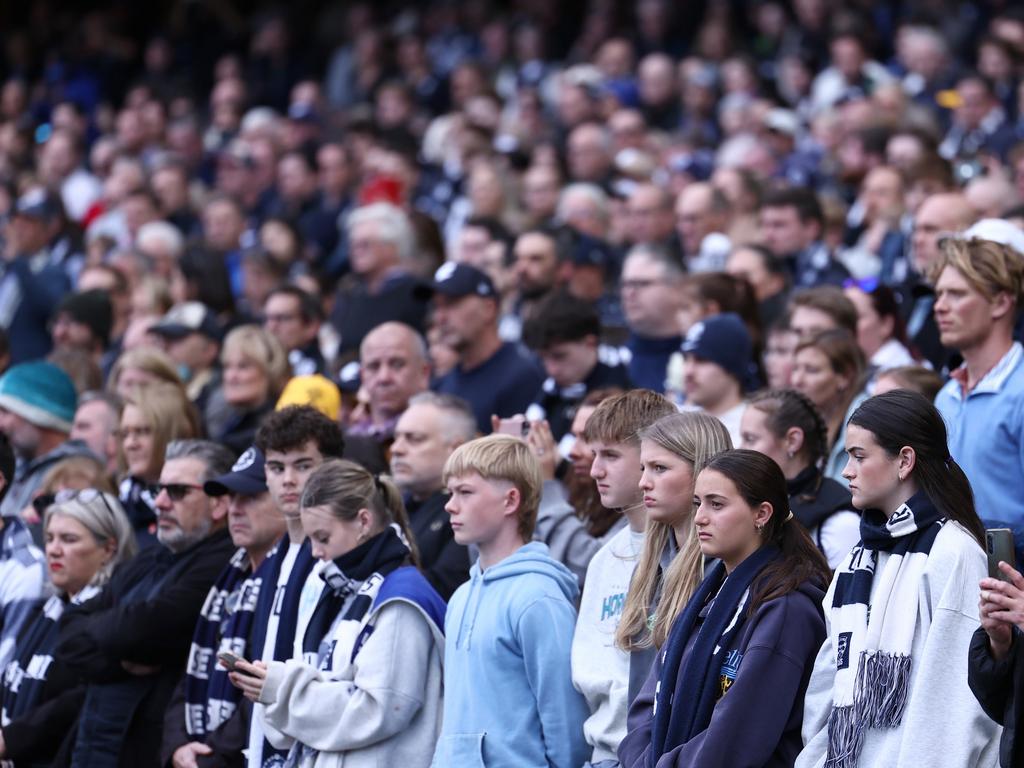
[56, 439, 236, 768]
[162, 445, 285, 768]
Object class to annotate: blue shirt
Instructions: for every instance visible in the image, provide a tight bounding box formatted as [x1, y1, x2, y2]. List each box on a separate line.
[936, 342, 1024, 556]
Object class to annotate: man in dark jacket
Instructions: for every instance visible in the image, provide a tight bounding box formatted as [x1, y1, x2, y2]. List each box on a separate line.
[56, 439, 236, 768]
[162, 446, 285, 768]
[390, 392, 475, 599]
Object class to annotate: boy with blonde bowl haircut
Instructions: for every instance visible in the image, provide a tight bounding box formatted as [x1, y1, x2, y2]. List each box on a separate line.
[431, 435, 589, 768]
[572, 389, 677, 767]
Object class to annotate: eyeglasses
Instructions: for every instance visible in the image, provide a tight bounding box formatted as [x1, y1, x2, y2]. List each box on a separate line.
[149, 483, 206, 501]
[34, 488, 118, 518]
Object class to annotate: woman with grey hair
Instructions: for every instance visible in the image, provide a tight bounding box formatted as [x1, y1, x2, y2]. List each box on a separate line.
[0, 489, 137, 765]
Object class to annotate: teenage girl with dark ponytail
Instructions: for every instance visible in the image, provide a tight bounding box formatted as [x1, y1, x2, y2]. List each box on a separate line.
[741, 389, 860, 568]
[228, 458, 446, 768]
[619, 449, 830, 767]
[797, 390, 1000, 768]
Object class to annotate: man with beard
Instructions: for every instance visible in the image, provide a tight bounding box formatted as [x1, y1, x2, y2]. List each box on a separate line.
[511, 227, 570, 334]
[427, 263, 544, 434]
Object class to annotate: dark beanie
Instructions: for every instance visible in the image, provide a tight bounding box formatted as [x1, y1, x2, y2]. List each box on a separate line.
[55, 290, 114, 346]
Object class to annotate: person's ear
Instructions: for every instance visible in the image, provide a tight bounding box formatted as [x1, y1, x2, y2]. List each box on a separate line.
[897, 446, 916, 482]
[754, 501, 774, 530]
[784, 427, 804, 458]
[210, 495, 230, 524]
[504, 486, 521, 518]
[990, 291, 1014, 322]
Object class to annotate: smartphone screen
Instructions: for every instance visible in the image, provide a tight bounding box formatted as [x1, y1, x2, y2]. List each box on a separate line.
[217, 651, 241, 671]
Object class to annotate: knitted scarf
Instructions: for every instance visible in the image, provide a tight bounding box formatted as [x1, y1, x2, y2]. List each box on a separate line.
[648, 545, 780, 766]
[183, 547, 265, 738]
[825, 491, 945, 768]
[1, 585, 99, 726]
[300, 526, 410, 664]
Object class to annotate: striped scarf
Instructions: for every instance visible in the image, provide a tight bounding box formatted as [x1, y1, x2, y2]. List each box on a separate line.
[825, 492, 944, 768]
[183, 547, 265, 738]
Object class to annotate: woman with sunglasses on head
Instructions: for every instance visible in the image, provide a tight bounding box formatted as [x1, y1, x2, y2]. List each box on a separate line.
[796, 391, 1001, 768]
[228, 459, 446, 768]
[118, 382, 199, 548]
[843, 279, 918, 372]
[619, 450, 830, 768]
[0, 490, 136, 767]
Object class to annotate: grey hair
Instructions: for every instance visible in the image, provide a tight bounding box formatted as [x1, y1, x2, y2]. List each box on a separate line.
[136, 221, 185, 260]
[346, 203, 416, 266]
[44, 492, 138, 590]
[78, 390, 123, 419]
[406, 391, 478, 444]
[624, 243, 686, 279]
[557, 183, 610, 224]
[165, 439, 235, 481]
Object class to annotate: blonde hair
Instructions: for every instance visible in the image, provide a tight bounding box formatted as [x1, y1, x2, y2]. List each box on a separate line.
[221, 324, 291, 398]
[930, 237, 1024, 306]
[443, 434, 542, 542]
[120, 382, 201, 479]
[616, 411, 732, 651]
[107, 346, 184, 394]
[300, 458, 419, 566]
[40, 455, 116, 495]
[43, 491, 137, 589]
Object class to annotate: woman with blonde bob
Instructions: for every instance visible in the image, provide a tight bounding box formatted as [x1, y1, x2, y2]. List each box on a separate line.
[0, 490, 136, 765]
[118, 381, 200, 545]
[107, 346, 185, 400]
[616, 412, 731, 690]
[229, 459, 445, 768]
[204, 325, 290, 455]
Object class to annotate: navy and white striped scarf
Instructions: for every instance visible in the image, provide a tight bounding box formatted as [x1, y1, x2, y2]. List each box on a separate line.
[1, 585, 99, 726]
[183, 547, 266, 738]
[825, 492, 944, 768]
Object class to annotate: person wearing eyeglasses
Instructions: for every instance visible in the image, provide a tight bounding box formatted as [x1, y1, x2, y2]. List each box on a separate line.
[162, 446, 286, 768]
[0, 489, 136, 767]
[54, 439, 236, 768]
[117, 382, 200, 549]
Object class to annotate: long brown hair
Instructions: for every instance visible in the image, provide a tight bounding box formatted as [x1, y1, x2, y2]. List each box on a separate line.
[616, 411, 732, 651]
[701, 449, 831, 612]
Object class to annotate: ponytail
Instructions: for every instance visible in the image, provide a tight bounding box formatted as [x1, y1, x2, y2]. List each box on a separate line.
[373, 473, 421, 567]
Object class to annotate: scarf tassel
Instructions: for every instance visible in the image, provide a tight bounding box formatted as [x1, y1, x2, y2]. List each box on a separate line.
[824, 705, 865, 768]
[855, 650, 912, 728]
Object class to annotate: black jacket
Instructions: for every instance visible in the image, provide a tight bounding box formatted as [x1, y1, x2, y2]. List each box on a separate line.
[529, 357, 633, 441]
[55, 528, 234, 768]
[788, 466, 853, 535]
[968, 625, 1024, 768]
[160, 678, 248, 768]
[406, 490, 470, 601]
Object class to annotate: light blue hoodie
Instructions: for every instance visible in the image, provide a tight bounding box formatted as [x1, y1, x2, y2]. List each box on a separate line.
[431, 541, 589, 768]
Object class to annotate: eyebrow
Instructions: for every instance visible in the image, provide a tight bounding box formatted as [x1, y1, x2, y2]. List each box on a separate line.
[700, 493, 728, 502]
[845, 445, 863, 453]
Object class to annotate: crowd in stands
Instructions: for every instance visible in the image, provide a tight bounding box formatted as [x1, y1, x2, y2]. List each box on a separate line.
[1, 0, 1024, 766]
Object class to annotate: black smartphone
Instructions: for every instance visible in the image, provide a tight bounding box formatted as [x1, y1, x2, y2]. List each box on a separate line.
[217, 650, 242, 671]
[986, 529, 1016, 582]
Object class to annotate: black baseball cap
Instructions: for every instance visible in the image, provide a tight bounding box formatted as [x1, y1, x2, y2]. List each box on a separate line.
[151, 302, 222, 341]
[204, 446, 268, 496]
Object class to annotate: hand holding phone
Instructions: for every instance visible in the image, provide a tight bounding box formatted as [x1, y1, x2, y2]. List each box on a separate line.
[217, 650, 242, 671]
[494, 415, 528, 438]
[986, 529, 1017, 582]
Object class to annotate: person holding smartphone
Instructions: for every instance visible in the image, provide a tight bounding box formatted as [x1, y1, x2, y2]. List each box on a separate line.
[796, 391, 1001, 768]
[228, 459, 445, 768]
[968, 540, 1024, 767]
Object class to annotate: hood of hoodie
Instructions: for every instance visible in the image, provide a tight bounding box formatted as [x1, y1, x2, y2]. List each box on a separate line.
[476, 540, 579, 600]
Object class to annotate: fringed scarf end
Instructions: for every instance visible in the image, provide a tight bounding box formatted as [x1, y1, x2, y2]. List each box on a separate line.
[824, 704, 865, 768]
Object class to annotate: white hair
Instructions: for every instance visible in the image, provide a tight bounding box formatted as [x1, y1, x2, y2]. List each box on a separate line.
[557, 183, 610, 223]
[346, 203, 416, 265]
[136, 220, 185, 260]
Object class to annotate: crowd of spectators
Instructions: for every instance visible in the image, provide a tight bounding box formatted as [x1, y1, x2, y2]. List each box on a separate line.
[0, 0, 1024, 766]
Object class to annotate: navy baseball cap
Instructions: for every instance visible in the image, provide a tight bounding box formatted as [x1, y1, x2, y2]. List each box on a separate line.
[151, 302, 222, 342]
[417, 262, 497, 300]
[14, 187, 61, 220]
[681, 313, 761, 392]
[204, 446, 268, 496]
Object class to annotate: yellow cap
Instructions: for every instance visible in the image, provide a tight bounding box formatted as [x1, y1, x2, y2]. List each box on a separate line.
[275, 374, 341, 420]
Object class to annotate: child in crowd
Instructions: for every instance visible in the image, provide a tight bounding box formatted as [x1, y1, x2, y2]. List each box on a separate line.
[432, 434, 589, 768]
